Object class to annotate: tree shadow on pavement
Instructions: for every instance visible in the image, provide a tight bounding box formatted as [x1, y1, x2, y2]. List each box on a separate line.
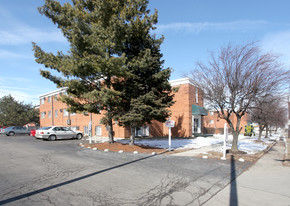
[0, 151, 168, 205]
[230, 155, 238, 206]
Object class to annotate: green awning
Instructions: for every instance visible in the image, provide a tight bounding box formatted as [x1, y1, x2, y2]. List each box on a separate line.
[192, 105, 208, 116]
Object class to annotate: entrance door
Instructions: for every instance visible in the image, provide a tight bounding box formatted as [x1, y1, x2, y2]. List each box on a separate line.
[194, 118, 199, 133]
[192, 115, 201, 134]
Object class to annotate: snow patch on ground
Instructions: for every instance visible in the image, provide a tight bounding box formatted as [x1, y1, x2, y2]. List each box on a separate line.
[117, 133, 281, 154]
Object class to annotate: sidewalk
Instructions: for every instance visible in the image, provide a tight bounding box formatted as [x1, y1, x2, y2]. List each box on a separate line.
[204, 140, 290, 206]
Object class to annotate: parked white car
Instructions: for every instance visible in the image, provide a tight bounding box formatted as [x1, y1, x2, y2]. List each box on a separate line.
[35, 126, 83, 141]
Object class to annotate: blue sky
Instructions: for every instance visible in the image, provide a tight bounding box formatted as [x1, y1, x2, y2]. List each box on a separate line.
[1, 0, 290, 105]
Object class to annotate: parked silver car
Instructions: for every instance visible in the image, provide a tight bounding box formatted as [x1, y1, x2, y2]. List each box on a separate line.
[35, 126, 83, 141]
[4, 126, 31, 136]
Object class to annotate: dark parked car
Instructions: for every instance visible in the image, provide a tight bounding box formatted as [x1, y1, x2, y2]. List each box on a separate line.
[4, 126, 31, 136]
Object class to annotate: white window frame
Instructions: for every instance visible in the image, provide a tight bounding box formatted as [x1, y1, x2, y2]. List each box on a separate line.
[209, 119, 214, 124]
[55, 109, 58, 117]
[63, 109, 69, 117]
[83, 126, 89, 135]
[40, 98, 45, 105]
[48, 110, 51, 118]
[135, 126, 149, 137]
[48, 96, 51, 103]
[95, 126, 102, 136]
[210, 111, 214, 116]
[54, 94, 58, 101]
[41, 112, 45, 119]
[195, 88, 198, 104]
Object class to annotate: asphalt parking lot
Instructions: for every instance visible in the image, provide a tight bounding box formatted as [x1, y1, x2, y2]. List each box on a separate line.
[0, 134, 252, 206]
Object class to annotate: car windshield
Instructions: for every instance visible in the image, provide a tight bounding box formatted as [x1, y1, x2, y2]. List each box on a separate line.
[39, 127, 52, 130]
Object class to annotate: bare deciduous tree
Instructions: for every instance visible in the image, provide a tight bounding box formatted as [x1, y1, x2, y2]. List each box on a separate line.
[190, 42, 289, 152]
[250, 95, 287, 141]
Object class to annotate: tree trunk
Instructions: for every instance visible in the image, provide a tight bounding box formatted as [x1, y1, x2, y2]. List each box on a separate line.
[258, 125, 263, 141]
[129, 127, 135, 145]
[265, 125, 269, 138]
[107, 111, 114, 143]
[231, 130, 239, 152]
[230, 115, 241, 152]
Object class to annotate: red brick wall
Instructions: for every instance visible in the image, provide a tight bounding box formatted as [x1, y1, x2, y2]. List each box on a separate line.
[39, 79, 204, 138]
[204, 111, 250, 134]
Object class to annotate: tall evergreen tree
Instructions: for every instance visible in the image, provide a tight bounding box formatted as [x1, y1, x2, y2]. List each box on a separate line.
[113, 7, 174, 144]
[33, 0, 174, 143]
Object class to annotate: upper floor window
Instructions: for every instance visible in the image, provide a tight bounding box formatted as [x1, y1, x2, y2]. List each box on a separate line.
[210, 111, 214, 116]
[195, 88, 198, 104]
[48, 110, 51, 118]
[209, 120, 214, 124]
[41, 112, 45, 119]
[54, 94, 58, 101]
[48, 96, 51, 103]
[55, 109, 58, 117]
[63, 109, 69, 117]
[40, 98, 45, 104]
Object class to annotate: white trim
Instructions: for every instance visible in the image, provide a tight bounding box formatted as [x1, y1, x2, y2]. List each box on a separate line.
[39, 88, 67, 99]
[39, 78, 195, 99]
[169, 77, 194, 86]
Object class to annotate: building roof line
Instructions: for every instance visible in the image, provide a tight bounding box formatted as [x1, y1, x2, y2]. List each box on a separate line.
[39, 78, 195, 98]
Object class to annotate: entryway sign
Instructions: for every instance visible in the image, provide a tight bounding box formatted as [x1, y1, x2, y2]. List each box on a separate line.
[166, 118, 175, 151]
[165, 120, 175, 128]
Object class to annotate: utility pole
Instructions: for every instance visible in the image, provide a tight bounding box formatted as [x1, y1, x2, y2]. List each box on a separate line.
[288, 96, 290, 141]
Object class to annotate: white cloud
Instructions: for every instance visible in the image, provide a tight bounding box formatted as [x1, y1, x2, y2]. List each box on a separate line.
[260, 30, 290, 66]
[0, 27, 66, 45]
[0, 49, 32, 59]
[156, 20, 278, 34]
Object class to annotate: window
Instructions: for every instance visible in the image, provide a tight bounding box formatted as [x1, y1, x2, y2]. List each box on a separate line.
[48, 111, 51, 118]
[40, 98, 45, 105]
[95, 126, 102, 136]
[195, 88, 198, 104]
[54, 94, 58, 101]
[135, 126, 149, 137]
[55, 109, 58, 117]
[70, 112, 76, 116]
[41, 112, 45, 119]
[63, 109, 69, 117]
[209, 120, 214, 124]
[71, 126, 80, 131]
[48, 96, 51, 103]
[210, 111, 214, 116]
[83, 126, 89, 135]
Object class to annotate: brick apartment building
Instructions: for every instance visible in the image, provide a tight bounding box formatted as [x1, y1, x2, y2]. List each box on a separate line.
[203, 110, 251, 134]
[39, 78, 207, 138]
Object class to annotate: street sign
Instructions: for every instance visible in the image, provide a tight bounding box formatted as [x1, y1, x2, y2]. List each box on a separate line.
[165, 120, 175, 128]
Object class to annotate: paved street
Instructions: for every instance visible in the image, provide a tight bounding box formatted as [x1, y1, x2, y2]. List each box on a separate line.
[0, 134, 251, 206]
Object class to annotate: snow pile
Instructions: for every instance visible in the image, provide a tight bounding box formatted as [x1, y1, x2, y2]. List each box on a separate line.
[120, 137, 223, 150]
[118, 134, 278, 154]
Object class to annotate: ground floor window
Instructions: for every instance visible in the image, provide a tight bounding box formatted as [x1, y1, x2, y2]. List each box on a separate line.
[83, 126, 89, 135]
[95, 126, 102, 136]
[70, 126, 79, 131]
[135, 126, 149, 137]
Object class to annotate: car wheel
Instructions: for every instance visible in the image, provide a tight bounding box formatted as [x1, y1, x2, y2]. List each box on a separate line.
[48, 135, 56, 141]
[9, 132, 15, 136]
[76, 133, 83, 140]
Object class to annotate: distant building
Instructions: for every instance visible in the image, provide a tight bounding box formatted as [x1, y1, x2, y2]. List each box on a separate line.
[203, 110, 251, 134]
[38, 78, 207, 139]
